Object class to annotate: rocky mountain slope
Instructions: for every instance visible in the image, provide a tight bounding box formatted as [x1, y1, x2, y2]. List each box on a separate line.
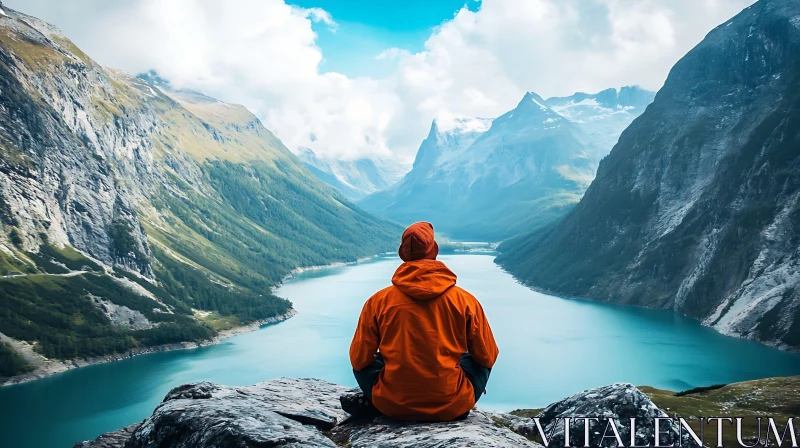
[0, 6, 399, 378]
[358, 116, 492, 232]
[297, 148, 408, 201]
[360, 94, 590, 241]
[360, 89, 652, 241]
[546, 86, 655, 162]
[497, 0, 800, 350]
[75, 377, 692, 448]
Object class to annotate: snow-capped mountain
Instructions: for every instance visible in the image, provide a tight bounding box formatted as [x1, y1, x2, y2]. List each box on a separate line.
[359, 92, 595, 240]
[404, 116, 493, 183]
[297, 148, 409, 201]
[360, 88, 653, 240]
[546, 86, 655, 160]
[498, 0, 800, 350]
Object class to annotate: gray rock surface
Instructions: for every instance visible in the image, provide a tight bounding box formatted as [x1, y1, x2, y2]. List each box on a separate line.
[75, 378, 683, 448]
[498, 383, 693, 447]
[333, 411, 543, 447]
[90, 296, 154, 330]
[125, 379, 348, 448]
[75, 424, 141, 448]
[0, 7, 157, 275]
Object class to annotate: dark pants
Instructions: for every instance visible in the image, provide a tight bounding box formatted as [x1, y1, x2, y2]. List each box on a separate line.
[353, 353, 491, 404]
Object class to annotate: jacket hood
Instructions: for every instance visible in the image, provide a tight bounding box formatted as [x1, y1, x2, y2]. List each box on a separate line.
[398, 222, 439, 262]
[392, 260, 456, 300]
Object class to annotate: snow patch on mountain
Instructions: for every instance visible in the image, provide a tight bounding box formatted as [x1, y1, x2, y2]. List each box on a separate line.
[360, 91, 595, 240]
[434, 115, 493, 135]
[545, 86, 655, 160]
[430, 116, 494, 171]
[528, 94, 549, 111]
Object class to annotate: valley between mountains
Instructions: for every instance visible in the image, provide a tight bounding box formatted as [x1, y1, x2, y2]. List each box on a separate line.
[1, 0, 800, 387]
[0, 5, 399, 381]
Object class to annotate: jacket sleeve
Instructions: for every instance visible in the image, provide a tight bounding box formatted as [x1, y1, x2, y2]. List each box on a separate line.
[350, 298, 381, 371]
[466, 296, 499, 369]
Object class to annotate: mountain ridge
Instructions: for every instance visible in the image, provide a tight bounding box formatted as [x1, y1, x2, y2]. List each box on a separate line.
[497, 0, 800, 351]
[360, 87, 653, 240]
[0, 5, 400, 377]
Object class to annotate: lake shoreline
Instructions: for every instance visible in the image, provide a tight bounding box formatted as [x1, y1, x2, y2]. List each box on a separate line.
[278, 253, 391, 285]
[0, 309, 297, 387]
[494, 262, 800, 354]
[5, 252, 800, 448]
[276, 247, 497, 286]
[1, 251, 395, 388]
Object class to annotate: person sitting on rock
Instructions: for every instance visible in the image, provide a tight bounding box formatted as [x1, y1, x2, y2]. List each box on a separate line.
[348, 221, 499, 421]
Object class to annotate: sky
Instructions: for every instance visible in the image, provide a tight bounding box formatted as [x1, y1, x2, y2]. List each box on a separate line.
[7, 0, 755, 162]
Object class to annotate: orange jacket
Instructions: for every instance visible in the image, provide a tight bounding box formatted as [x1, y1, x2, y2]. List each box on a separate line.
[349, 259, 499, 421]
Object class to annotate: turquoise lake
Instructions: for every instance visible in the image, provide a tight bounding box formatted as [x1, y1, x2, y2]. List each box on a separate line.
[3, 253, 800, 447]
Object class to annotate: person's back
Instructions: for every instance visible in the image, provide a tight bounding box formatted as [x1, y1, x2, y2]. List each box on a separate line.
[349, 222, 499, 421]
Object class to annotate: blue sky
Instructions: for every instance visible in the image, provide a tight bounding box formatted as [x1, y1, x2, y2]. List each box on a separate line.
[292, 0, 479, 77]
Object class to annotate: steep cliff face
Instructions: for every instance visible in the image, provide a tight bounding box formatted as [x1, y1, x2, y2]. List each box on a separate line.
[0, 11, 157, 275]
[0, 7, 398, 375]
[497, 0, 800, 350]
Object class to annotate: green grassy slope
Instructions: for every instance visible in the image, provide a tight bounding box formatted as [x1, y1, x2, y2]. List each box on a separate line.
[511, 376, 800, 447]
[0, 8, 400, 377]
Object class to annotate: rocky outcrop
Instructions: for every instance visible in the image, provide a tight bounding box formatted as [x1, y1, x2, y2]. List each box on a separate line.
[332, 411, 541, 448]
[497, 0, 800, 351]
[74, 425, 140, 448]
[90, 296, 155, 330]
[126, 379, 348, 448]
[491, 383, 690, 447]
[75, 378, 686, 448]
[0, 8, 157, 275]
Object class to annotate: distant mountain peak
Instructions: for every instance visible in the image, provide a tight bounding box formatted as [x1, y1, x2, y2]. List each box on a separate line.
[546, 86, 655, 111]
[498, 0, 800, 351]
[409, 115, 493, 174]
[520, 91, 551, 111]
[136, 70, 171, 88]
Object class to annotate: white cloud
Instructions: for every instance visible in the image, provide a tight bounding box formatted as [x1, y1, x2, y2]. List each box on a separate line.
[296, 6, 337, 28]
[375, 47, 411, 61]
[6, 0, 756, 161]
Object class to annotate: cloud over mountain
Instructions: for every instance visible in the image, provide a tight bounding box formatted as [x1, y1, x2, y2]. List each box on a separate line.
[8, 0, 755, 161]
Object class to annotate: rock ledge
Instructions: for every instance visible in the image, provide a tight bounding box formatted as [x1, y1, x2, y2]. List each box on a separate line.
[76, 379, 690, 447]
